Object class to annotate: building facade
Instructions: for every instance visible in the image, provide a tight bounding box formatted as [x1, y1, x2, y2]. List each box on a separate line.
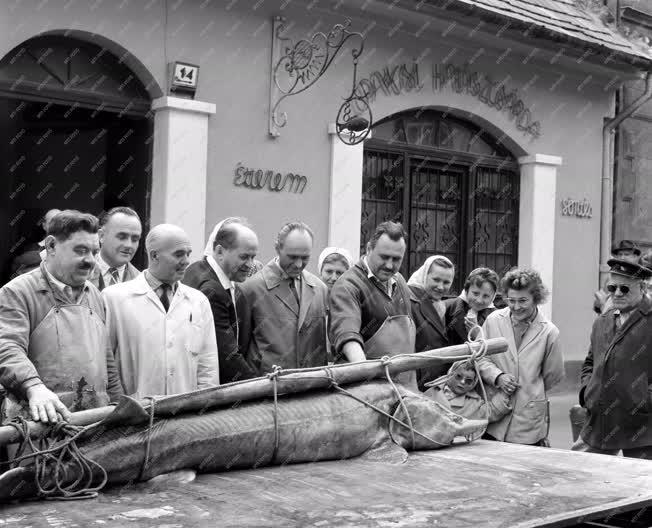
[0, 0, 650, 364]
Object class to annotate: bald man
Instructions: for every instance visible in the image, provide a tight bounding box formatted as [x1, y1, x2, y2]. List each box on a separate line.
[103, 224, 219, 398]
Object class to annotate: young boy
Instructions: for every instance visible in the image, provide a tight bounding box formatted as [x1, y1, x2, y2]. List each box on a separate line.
[423, 359, 512, 422]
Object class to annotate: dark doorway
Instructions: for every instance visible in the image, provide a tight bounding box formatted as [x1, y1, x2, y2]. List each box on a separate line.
[0, 35, 153, 284]
[361, 109, 520, 294]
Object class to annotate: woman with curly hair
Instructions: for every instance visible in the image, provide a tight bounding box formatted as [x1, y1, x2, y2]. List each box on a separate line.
[478, 268, 564, 446]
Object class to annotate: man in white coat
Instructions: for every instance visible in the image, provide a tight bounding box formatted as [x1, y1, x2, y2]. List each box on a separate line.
[103, 224, 219, 398]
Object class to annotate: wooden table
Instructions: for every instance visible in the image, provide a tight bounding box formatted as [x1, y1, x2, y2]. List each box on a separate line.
[2, 441, 651, 527]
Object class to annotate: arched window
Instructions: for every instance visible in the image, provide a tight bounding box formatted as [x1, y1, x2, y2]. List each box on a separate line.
[361, 109, 519, 294]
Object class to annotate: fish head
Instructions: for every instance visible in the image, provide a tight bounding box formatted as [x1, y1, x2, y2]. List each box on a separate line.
[388, 395, 488, 450]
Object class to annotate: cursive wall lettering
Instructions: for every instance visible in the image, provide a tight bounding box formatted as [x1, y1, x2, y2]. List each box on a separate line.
[234, 164, 308, 194]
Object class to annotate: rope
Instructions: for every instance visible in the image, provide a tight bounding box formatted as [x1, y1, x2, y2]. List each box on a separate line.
[381, 360, 416, 450]
[465, 324, 490, 442]
[2, 417, 107, 500]
[266, 366, 283, 464]
[138, 397, 157, 481]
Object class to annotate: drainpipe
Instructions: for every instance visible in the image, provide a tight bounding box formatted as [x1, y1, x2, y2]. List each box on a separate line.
[600, 70, 652, 284]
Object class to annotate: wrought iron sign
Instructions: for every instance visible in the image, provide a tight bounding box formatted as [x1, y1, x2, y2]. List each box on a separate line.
[269, 16, 371, 145]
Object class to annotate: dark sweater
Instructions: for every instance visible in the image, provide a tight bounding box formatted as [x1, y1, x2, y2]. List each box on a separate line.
[329, 260, 411, 356]
[444, 296, 495, 345]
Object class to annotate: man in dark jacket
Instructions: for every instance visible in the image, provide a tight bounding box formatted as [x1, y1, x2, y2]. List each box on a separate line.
[183, 219, 259, 383]
[573, 258, 652, 458]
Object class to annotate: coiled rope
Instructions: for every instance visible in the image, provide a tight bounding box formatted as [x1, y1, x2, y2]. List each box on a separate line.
[1, 417, 107, 500]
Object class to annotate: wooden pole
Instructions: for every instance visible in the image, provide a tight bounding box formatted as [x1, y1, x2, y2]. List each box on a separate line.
[0, 338, 507, 446]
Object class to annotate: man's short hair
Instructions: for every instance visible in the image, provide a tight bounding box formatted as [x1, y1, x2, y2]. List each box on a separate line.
[275, 221, 314, 251]
[368, 221, 406, 249]
[213, 217, 251, 251]
[47, 210, 99, 241]
[99, 206, 141, 227]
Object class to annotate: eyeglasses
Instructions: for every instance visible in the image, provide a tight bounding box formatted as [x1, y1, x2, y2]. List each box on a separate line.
[606, 284, 631, 295]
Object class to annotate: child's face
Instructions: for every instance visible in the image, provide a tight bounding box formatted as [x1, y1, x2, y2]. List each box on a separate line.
[449, 368, 477, 395]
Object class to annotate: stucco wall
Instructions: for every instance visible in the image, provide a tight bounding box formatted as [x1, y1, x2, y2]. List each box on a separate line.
[0, 0, 625, 362]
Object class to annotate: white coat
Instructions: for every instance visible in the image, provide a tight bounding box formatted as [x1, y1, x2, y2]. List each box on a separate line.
[478, 307, 564, 444]
[103, 273, 219, 398]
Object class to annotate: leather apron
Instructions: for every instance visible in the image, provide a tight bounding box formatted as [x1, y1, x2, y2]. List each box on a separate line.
[2, 275, 110, 421]
[364, 315, 418, 392]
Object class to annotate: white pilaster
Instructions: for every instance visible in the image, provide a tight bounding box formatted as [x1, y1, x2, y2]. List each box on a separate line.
[517, 154, 562, 321]
[327, 123, 365, 260]
[151, 96, 216, 261]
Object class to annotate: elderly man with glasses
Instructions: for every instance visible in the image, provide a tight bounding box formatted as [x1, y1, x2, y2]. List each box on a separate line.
[573, 258, 652, 458]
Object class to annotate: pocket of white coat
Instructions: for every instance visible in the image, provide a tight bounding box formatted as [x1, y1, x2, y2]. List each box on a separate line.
[186, 323, 203, 355]
[522, 399, 547, 420]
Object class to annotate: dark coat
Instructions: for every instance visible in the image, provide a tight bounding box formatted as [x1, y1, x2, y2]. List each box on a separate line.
[408, 284, 450, 390]
[238, 260, 329, 373]
[182, 258, 257, 383]
[579, 295, 652, 450]
[444, 296, 495, 345]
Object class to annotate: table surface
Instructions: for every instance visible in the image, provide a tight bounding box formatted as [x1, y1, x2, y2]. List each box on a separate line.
[2, 440, 652, 528]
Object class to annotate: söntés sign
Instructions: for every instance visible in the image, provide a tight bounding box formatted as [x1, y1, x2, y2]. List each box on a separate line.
[234, 164, 308, 194]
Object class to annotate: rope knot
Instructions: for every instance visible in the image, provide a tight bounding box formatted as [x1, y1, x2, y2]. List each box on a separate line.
[379, 355, 393, 366]
[266, 365, 283, 381]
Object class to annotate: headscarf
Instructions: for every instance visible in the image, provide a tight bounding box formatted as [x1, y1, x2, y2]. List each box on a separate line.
[317, 247, 354, 273]
[407, 255, 454, 287]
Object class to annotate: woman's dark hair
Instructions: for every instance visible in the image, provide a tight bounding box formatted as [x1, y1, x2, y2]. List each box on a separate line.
[321, 252, 350, 270]
[501, 267, 549, 305]
[463, 267, 499, 293]
[47, 210, 99, 241]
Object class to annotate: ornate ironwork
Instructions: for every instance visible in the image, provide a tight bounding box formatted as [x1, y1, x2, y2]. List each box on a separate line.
[270, 18, 371, 145]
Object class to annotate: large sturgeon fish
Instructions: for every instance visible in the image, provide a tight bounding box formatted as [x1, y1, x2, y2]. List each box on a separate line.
[0, 381, 486, 502]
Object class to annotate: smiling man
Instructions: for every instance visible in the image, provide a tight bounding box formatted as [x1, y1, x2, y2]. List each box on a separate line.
[103, 224, 219, 398]
[0, 210, 123, 423]
[90, 207, 142, 291]
[183, 218, 259, 383]
[238, 221, 328, 374]
[329, 221, 417, 389]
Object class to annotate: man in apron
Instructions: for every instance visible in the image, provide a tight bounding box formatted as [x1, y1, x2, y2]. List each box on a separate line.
[329, 221, 417, 390]
[0, 210, 123, 423]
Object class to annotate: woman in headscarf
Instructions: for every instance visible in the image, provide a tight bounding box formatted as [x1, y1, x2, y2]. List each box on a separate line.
[444, 267, 499, 345]
[318, 247, 354, 290]
[407, 255, 455, 390]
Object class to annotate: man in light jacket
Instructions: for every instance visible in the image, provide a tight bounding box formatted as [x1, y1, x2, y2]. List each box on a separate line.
[103, 224, 219, 398]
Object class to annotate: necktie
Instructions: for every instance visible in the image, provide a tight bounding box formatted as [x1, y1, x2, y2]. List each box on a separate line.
[229, 287, 239, 341]
[108, 267, 120, 286]
[159, 283, 171, 312]
[288, 278, 300, 307]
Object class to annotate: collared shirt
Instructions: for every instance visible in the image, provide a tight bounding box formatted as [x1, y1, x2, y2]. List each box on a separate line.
[43, 264, 84, 302]
[613, 309, 631, 329]
[96, 253, 126, 286]
[510, 307, 538, 350]
[274, 257, 302, 297]
[362, 257, 396, 297]
[144, 270, 178, 309]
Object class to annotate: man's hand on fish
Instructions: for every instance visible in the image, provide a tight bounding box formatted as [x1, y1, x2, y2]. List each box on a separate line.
[496, 373, 518, 395]
[26, 383, 72, 423]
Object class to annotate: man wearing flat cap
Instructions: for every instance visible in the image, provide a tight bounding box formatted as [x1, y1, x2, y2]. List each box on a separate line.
[573, 258, 652, 458]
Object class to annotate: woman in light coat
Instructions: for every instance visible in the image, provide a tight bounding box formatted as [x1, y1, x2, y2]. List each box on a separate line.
[479, 268, 564, 446]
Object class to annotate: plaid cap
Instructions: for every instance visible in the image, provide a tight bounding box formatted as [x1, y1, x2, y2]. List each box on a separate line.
[607, 258, 652, 280]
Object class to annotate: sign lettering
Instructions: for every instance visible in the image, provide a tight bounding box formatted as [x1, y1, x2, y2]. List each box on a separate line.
[234, 164, 308, 194]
